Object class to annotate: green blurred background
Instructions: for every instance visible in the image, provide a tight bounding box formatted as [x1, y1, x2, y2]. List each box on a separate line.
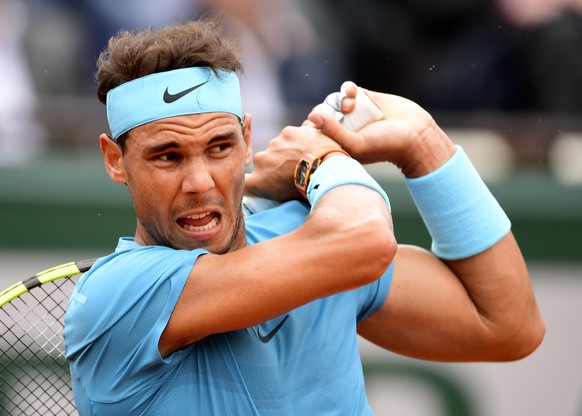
[1, 134, 580, 262]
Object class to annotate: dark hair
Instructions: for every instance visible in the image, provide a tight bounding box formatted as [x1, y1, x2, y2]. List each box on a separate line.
[96, 18, 243, 105]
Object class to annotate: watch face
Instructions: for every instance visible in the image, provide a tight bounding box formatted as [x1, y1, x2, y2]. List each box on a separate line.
[296, 159, 310, 187]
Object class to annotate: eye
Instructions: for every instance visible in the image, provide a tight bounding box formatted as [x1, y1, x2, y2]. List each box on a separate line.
[154, 152, 182, 162]
[207, 142, 232, 155]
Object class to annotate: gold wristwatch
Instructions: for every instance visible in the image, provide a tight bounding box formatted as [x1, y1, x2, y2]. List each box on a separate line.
[294, 148, 350, 198]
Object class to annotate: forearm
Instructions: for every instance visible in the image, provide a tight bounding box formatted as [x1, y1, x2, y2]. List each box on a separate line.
[163, 155, 396, 354]
[302, 185, 395, 290]
[220, 188, 394, 325]
[404, 147, 544, 359]
[307, 85, 544, 360]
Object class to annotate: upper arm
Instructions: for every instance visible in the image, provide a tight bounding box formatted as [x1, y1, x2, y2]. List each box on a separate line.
[357, 234, 545, 362]
[358, 244, 482, 360]
[160, 186, 396, 357]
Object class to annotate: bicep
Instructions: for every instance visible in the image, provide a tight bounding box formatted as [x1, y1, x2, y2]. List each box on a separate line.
[357, 244, 486, 361]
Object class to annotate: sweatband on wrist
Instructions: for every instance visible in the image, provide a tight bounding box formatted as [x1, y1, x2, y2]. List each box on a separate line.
[106, 67, 242, 140]
[307, 156, 391, 212]
[405, 146, 511, 260]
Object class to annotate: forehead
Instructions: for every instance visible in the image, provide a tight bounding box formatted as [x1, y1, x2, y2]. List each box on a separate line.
[127, 112, 243, 148]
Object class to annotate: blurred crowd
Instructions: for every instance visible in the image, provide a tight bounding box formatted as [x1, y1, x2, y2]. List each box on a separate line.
[1, 0, 581, 164]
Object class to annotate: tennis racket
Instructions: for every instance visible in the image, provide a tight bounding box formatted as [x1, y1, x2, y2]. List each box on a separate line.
[0, 258, 96, 415]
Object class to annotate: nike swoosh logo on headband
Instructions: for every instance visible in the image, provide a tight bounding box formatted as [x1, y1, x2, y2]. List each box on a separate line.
[163, 81, 208, 103]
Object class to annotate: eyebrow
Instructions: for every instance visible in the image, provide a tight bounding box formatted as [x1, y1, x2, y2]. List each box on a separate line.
[208, 130, 238, 143]
[142, 130, 239, 155]
[143, 141, 181, 155]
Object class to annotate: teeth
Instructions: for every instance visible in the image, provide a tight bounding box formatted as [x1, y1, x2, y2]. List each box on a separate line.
[185, 212, 211, 220]
[182, 216, 219, 232]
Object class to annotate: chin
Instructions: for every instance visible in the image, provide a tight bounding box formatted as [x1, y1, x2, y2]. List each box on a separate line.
[174, 237, 230, 254]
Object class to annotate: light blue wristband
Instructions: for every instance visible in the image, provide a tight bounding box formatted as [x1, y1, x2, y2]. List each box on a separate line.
[307, 156, 391, 212]
[405, 146, 511, 260]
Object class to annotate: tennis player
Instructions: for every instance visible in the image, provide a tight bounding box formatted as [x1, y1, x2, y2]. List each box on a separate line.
[63, 19, 545, 415]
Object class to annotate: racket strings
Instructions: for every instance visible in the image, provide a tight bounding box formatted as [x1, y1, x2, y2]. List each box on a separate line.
[3, 281, 69, 356]
[26, 281, 70, 355]
[0, 276, 79, 415]
[2, 363, 76, 415]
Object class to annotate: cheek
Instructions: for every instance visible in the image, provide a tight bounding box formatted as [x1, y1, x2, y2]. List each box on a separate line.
[214, 155, 246, 187]
[128, 184, 156, 217]
[127, 171, 171, 213]
[227, 164, 247, 200]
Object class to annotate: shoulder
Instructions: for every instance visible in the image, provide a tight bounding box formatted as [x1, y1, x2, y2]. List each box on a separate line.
[79, 238, 206, 291]
[65, 239, 207, 358]
[68, 239, 208, 331]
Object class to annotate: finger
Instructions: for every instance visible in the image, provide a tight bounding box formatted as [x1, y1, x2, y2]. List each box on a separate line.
[312, 103, 344, 122]
[307, 112, 358, 150]
[340, 81, 358, 98]
[337, 82, 358, 114]
[341, 97, 356, 114]
[341, 88, 385, 132]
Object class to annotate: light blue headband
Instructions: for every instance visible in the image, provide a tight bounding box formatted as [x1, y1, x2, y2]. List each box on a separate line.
[106, 67, 242, 140]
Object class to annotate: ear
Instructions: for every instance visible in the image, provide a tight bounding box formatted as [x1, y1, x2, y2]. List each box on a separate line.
[99, 133, 127, 184]
[242, 113, 253, 166]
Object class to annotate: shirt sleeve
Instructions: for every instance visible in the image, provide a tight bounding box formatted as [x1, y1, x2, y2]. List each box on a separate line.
[245, 200, 310, 245]
[356, 261, 394, 323]
[65, 246, 207, 402]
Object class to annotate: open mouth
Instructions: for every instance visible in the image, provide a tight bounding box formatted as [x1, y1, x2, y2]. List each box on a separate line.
[177, 212, 219, 232]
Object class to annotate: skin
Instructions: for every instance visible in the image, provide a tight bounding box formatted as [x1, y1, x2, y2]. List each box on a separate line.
[102, 113, 252, 254]
[101, 111, 396, 358]
[101, 87, 544, 362]
[246, 88, 546, 362]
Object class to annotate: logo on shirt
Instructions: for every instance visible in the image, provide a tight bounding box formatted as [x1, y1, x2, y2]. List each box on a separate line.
[256, 315, 289, 343]
[163, 81, 208, 103]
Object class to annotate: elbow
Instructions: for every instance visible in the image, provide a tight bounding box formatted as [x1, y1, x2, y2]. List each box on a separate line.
[313, 201, 396, 287]
[377, 229, 398, 276]
[511, 315, 546, 361]
[494, 314, 546, 362]
[358, 216, 398, 284]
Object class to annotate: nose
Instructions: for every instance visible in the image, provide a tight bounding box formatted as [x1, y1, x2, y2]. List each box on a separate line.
[181, 160, 215, 194]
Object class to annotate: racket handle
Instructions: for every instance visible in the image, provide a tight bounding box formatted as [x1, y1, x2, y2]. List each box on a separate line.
[315, 81, 384, 132]
[243, 81, 384, 215]
[339, 81, 384, 132]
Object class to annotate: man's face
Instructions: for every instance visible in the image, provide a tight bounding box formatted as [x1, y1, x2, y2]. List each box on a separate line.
[104, 112, 252, 253]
